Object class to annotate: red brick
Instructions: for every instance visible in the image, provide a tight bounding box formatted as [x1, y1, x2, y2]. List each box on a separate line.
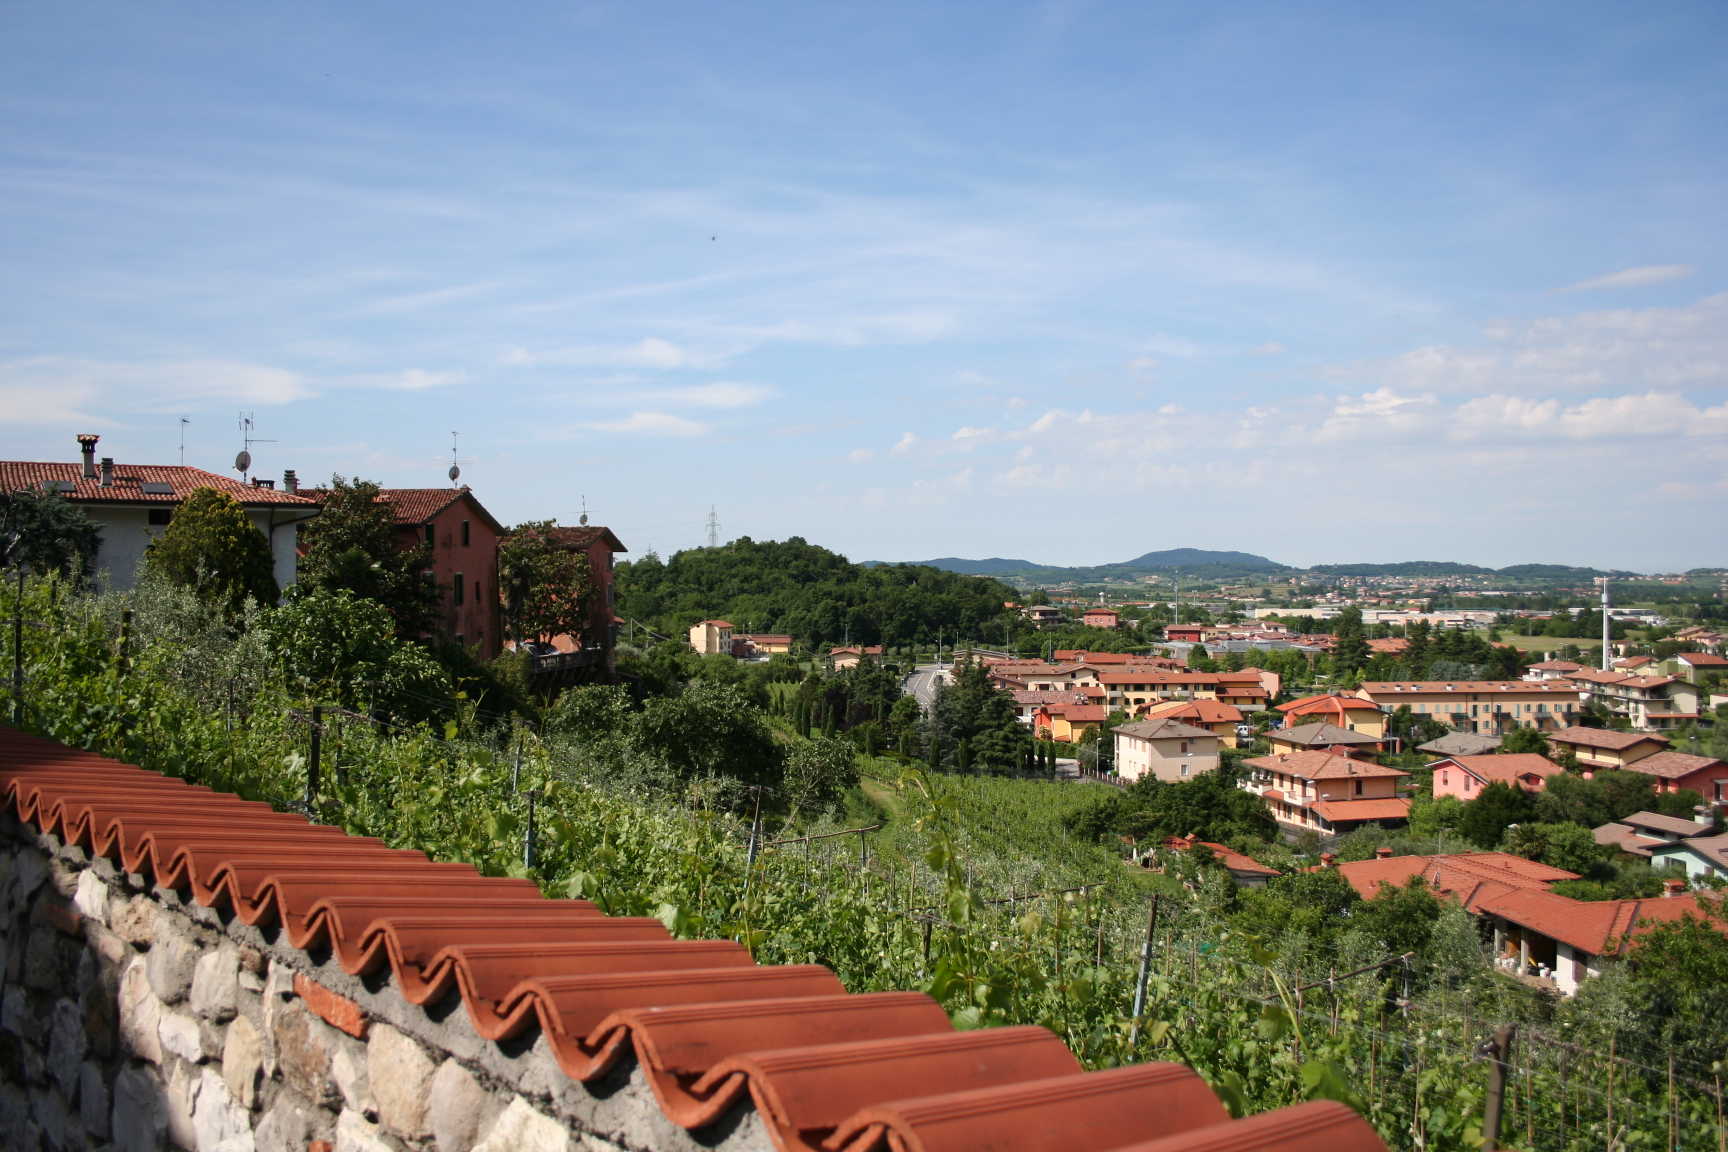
[293, 973, 368, 1039]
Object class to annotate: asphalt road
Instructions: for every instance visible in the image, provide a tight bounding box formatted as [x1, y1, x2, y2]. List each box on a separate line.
[903, 663, 949, 710]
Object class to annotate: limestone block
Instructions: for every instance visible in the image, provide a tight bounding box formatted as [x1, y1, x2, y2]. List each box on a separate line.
[81, 1059, 111, 1141]
[473, 1096, 572, 1152]
[113, 1065, 171, 1152]
[1, 1081, 33, 1143]
[428, 1058, 502, 1152]
[28, 1084, 73, 1151]
[222, 1016, 264, 1110]
[253, 1094, 314, 1152]
[335, 1107, 393, 1152]
[366, 1022, 434, 1139]
[193, 1067, 256, 1152]
[146, 925, 200, 1004]
[166, 1057, 199, 1151]
[120, 956, 165, 1064]
[2, 983, 36, 1038]
[273, 999, 340, 1108]
[191, 948, 239, 1022]
[46, 998, 87, 1095]
[74, 869, 110, 925]
[110, 892, 158, 946]
[49, 855, 82, 898]
[160, 1008, 206, 1064]
[329, 1034, 374, 1119]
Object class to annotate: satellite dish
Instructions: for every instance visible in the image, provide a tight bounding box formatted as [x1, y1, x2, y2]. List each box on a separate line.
[448, 464, 460, 483]
[234, 450, 251, 473]
[579, 513, 589, 526]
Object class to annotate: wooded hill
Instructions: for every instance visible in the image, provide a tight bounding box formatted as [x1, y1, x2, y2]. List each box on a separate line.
[616, 537, 1020, 650]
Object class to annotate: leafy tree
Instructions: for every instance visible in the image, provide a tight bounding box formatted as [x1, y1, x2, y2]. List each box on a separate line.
[1499, 726, 1551, 755]
[499, 520, 598, 646]
[0, 488, 102, 580]
[264, 587, 450, 718]
[927, 655, 1027, 772]
[144, 488, 278, 616]
[1067, 765, 1275, 845]
[629, 679, 780, 789]
[1457, 781, 1535, 849]
[1534, 771, 1614, 827]
[1350, 874, 1444, 956]
[781, 736, 859, 818]
[297, 477, 439, 634]
[1331, 606, 1369, 673]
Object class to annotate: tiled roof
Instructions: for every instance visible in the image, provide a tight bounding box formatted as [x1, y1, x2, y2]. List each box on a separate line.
[1311, 798, 1410, 823]
[1621, 751, 1725, 780]
[0, 727, 1386, 1152]
[1331, 852, 1575, 902]
[1277, 694, 1380, 715]
[1245, 751, 1407, 781]
[0, 460, 321, 507]
[1471, 887, 1714, 957]
[1140, 700, 1245, 725]
[1652, 834, 1728, 870]
[1360, 680, 1578, 694]
[1566, 669, 1630, 686]
[547, 524, 628, 554]
[1113, 718, 1217, 741]
[1013, 691, 1092, 706]
[1678, 653, 1728, 667]
[1274, 723, 1380, 748]
[1619, 809, 1715, 837]
[697, 619, 735, 628]
[1592, 823, 1666, 857]
[1164, 837, 1280, 878]
[1416, 733, 1502, 756]
[1549, 726, 1670, 752]
[1528, 660, 1587, 671]
[1435, 754, 1563, 789]
[1041, 705, 1110, 722]
[378, 488, 507, 535]
[1098, 672, 1220, 685]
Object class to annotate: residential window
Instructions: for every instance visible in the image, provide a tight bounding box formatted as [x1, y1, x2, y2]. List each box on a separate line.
[473, 580, 482, 606]
[1179, 741, 1188, 755]
[462, 519, 471, 547]
[1180, 763, 1189, 777]
[453, 573, 465, 605]
[148, 509, 173, 526]
[425, 524, 435, 548]
[1355, 780, 1363, 795]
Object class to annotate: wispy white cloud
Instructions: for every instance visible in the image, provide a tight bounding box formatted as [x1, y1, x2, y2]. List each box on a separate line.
[632, 381, 775, 409]
[353, 368, 464, 391]
[0, 355, 311, 425]
[587, 411, 707, 436]
[1554, 265, 1696, 293]
[1327, 293, 1728, 395]
[505, 337, 723, 370]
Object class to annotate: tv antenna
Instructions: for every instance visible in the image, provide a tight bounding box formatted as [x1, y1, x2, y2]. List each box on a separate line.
[706, 505, 720, 548]
[180, 417, 190, 466]
[447, 432, 474, 487]
[579, 495, 589, 527]
[234, 413, 274, 481]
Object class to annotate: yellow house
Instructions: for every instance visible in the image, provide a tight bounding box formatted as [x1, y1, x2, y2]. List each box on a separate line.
[1034, 704, 1108, 744]
[688, 619, 734, 655]
[1277, 693, 1388, 737]
[1547, 726, 1669, 773]
[1355, 680, 1583, 736]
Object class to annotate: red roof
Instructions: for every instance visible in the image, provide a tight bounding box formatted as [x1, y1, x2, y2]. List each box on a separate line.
[1621, 751, 1726, 780]
[0, 459, 320, 507]
[1277, 694, 1381, 717]
[1311, 798, 1411, 823]
[1331, 851, 1576, 901]
[0, 728, 1389, 1152]
[1245, 751, 1408, 781]
[1549, 726, 1670, 752]
[1140, 700, 1244, 725]
[1471, 887, 1716, 956]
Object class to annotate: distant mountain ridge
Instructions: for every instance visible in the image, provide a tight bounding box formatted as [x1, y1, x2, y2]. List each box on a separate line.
[877, 551, 1638, 583]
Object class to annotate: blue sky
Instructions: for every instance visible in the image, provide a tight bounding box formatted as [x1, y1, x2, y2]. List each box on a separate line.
[2, 2, 1724, 570]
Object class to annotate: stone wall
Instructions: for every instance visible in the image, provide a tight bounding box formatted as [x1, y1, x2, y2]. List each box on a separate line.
[0, 812, 768, 1152]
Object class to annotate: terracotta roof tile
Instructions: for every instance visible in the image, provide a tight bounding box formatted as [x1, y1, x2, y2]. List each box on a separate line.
[1549, 726, 1670, 751]
[1244, 751, 1407, 781]
[0, 727, 1387, 1152]
[1433, 754, 1564, 789]
[1620, 751, 1725, 780]
[1310, 798, 1411, 823]
[0, 460, 321, 507]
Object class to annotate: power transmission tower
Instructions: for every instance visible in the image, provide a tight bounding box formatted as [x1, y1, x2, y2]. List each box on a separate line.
[706, 506, 720, 548]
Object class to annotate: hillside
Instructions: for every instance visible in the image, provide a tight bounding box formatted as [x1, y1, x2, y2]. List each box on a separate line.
[616, 536, 1020, 649]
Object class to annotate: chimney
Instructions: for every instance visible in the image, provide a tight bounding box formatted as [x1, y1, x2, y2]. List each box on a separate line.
[1319, 852, 1335, 869]
[1375, 846, 1394, 859]
[99, 457, 114, 488]
[1664, 878, 1686, 898]
[282, 469, 298, 494]
[77, 434, 99, 480]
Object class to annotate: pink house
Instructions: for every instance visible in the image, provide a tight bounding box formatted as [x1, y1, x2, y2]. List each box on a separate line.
[1431, 753, 1563, 801]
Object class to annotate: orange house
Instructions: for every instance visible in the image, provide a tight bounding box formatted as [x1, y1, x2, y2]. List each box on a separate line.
[1033, 704, 1108, 743]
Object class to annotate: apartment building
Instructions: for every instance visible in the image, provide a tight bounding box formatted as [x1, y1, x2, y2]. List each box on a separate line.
[1566, 669, 1700, 730]
[1240, 750, 1409, 835]
[1355, 681, 1584, 736]
[1113, 718, 1219, 782]
[1546, 726, 1669, 772]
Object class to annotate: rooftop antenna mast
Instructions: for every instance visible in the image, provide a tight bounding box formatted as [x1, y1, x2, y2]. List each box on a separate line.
[180, 418, 190, 466]
[234, 413, 274, 482]
[579, 495, 589, 527]
[447, 432, 474, 488]
[707, 505, 719, 549]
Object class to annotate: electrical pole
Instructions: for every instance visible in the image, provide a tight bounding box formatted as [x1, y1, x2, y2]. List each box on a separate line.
[707, 506, 720, 549]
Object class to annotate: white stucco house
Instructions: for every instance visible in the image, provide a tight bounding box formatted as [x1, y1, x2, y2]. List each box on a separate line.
[1, 434, 320, 594]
